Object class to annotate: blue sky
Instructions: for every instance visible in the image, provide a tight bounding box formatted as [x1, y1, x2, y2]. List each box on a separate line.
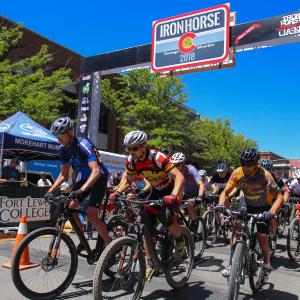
[2, 0, 300, 158]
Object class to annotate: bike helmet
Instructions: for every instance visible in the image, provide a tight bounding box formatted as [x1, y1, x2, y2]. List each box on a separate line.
[171, 152, 186, 164]
[261, 159, 273, 171]
[50, 116, 73, 136]
[199, 169, 207, 176]
[240, 147, 259, 164]
[295, 169, 300, 179]
[216, 162, 228, 172]
[123, 130, 148, 145]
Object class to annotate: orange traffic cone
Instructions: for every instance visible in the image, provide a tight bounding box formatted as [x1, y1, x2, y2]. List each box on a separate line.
[2, 216, 39, 270]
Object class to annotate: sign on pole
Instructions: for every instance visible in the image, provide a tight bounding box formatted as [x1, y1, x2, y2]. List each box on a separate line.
[151, 4, 230, 73]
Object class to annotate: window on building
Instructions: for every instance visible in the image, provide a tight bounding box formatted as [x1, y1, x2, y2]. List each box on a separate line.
[98, 103, 109, 134]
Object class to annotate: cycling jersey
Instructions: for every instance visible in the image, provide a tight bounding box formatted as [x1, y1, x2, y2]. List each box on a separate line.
[271, 172, 288, 194]
[210, 172, 231, 191]
[182, 165, 201, 197]
[59, 137, 109, 182]
[227, 166, 280, 207]
[125, 149, 174, 191]
[289, 179, 300, 196]
[201, 176, 210, 186]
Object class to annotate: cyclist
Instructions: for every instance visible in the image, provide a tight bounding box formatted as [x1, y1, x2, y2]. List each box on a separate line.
[261, 159, 289, 252]
[209, 163, 231, 195]
[289, 169, 300, 197]
[217, 148, 283, 284]
[45, 116, 111, 245]
[109, 130, 185, 281]
[171, 152, 205, 230]
[199, 169, 210, 187]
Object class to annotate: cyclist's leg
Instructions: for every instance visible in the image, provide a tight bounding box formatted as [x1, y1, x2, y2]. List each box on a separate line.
[186, 198, 197, 223]
[86, 175, 111, 245]
[69, 200, 84, 234]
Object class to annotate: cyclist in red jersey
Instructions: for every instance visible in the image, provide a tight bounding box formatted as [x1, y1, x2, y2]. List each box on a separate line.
[109, 130, 185, 281]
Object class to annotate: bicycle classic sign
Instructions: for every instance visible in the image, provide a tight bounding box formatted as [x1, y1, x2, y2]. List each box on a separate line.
[151, 4, 230, 72]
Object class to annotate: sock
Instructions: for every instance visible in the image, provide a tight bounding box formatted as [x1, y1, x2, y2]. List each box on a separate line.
[263, 263, 270, 268]
[147, 258, 153, 267]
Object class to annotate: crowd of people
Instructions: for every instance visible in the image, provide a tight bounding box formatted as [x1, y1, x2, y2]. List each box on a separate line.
[2, 115, 300, 293]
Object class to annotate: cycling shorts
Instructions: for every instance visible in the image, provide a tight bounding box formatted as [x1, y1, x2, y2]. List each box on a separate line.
[237, 197, 271, 235]
[142, 185, 177, 228]
[74, 174, 108, 209]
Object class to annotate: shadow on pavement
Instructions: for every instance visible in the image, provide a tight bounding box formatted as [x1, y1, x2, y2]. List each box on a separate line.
[142, 280, 213, 300]
[57, 280, 93, 299]
[271, 255, 300, 272]
[240, 282, 299, 300]
[194, 255, 225, 272]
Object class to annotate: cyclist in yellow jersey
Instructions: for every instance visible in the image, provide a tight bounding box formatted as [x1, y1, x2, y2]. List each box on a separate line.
[216, 148, 283, 284]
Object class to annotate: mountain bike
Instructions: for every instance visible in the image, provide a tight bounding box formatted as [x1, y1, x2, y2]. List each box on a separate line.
[93, 197, 194, 300]
[287, 198, 300, 262]
[223, 209, 267, 300]
[202, 194, 231, 247]
[179, 197, 206, 260]
[11, 193, 128, 300]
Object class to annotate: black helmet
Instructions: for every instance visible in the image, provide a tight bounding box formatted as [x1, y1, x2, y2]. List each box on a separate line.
[261, 159, 273, 171]
[50, 116, 73, 136]
[240, 147, 259, 164]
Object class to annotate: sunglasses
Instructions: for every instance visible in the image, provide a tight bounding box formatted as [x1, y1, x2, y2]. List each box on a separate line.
[126, 145, 140, 152]
[241, 162, 256, 167]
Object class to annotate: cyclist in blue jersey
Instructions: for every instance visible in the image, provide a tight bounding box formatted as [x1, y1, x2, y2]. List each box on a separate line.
[45, 116, 111, 245]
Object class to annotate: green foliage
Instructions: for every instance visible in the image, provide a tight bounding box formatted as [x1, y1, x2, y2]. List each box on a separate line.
[101, 69, 194, 150]
[192, 117, 257, 167]
[101, 68, 257, 168]
[0, 25, 77, 123]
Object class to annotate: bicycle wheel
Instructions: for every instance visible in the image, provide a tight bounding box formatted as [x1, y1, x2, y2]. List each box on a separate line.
[202, 210, 217, 247]
[193, 217, 206, 260]
[227, 242, 247, 300]
[248, 237, 264, 292]
[11, 227, 78, 300]
[269, 233, 277, 258]
[287, 218, 300, 262]
[93, 236, 146, 300]
[164, 226, 194, 289]
[277, 211, 286, 237]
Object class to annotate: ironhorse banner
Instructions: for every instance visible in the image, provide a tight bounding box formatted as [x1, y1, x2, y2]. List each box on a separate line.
[151, 4, 230, 72]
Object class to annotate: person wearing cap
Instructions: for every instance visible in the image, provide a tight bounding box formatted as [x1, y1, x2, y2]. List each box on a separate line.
[0, 158, 24, 185]
[37, 172, 52, 187]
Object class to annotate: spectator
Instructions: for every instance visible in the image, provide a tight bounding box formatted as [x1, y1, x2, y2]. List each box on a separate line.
[113, 171, 123, 187]
[0, 157, 24, 185]
[37, 172, 52, 187]
[107, 173, 114, 189]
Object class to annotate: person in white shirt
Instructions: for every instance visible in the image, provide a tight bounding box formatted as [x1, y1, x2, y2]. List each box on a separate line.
[289, 169, 300, 196]
[37, 172, 52, 187]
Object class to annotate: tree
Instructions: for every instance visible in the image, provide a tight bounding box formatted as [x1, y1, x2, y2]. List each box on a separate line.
[192, 117, 257, 167]
[101, 69, 195, 150]
[0, 25, 77, 123]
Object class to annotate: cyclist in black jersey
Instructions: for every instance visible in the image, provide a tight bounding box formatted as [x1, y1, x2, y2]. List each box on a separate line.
[45, 116, 111, 245]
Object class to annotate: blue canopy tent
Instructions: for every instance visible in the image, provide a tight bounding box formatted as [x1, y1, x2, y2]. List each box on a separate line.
[0, 112, 60, 164]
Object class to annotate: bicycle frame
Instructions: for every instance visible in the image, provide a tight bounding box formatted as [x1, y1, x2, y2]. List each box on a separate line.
[49, 193, 111, 264]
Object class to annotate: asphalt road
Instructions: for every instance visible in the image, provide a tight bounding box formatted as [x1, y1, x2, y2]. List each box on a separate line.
[0, 234, 299, 300]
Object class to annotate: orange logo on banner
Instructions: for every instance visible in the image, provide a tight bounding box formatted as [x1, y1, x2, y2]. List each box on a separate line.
[178, 32, 196, 54]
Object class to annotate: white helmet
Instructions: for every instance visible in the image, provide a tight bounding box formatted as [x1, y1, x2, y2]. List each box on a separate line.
[171, 152, 186, 164]
[295, 169, 300, 179]
[123, 130, 148, 145]
[199, 169, 207, 176]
